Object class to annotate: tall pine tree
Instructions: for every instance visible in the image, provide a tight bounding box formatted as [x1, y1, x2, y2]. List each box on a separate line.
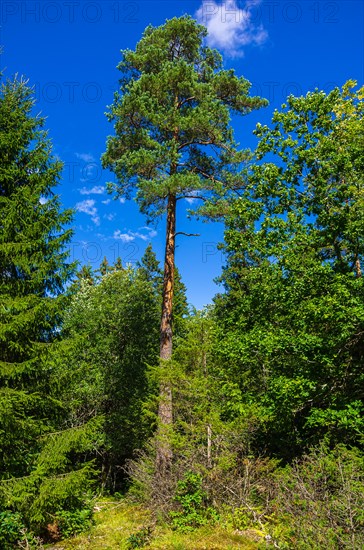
[102, 16, 267, 471]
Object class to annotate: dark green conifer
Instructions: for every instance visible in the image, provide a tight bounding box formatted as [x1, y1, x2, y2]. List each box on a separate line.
[98, 256, 111, 277]
[73, 264, 95, 288]
[113, 256, 123, 271]
[137, 243, 163, 291]
[0, 77, 74, 478]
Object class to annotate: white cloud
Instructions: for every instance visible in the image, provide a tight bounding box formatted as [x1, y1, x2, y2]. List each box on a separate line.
[39, 197, 48, 205]
[100, 197, 124, 205]
[113, 230, 135, 243]
[75, 199, 96, 215]
[79, 185, 105, 195]
[75, 152, 95, 163]
[75, 199, 100, 226]
[113, 226, 157, 242]
[140, 226, 158, 239]
[104, 213, 116, 221]
[196, 0, 268, 58]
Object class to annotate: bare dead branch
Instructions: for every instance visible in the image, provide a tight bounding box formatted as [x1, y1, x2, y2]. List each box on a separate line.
[174, 231, 200, 237]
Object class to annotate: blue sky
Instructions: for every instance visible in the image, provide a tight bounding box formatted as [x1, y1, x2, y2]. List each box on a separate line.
[1, 0, 363, 308]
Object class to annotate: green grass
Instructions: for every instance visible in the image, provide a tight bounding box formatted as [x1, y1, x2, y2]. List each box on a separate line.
[45, 499, 264, 550]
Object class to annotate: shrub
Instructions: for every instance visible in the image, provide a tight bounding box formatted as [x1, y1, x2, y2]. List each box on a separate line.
[56, 507, 94, 538]
[170, 471, 218, 532]
[272, 444, 364, 548]
[0, 510, 43, 549]
[0, 511, 25, 549]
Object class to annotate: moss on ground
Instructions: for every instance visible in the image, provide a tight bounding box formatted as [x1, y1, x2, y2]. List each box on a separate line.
[45, 499, 263, 549]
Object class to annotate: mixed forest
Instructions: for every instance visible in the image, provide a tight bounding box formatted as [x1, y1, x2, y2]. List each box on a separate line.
[1, 15, 364, 549]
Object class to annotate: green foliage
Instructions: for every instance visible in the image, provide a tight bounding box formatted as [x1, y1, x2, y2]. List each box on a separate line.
[126, 525, 153, 548]
[271, 444, 364, 548]
[127, 311, 271, 514]
[0, 462, 96, 531]
[170, 312, 265, 472]
[102, 15, 267, 220]
[0, 75, 75, 479]
[53, 267, 161, 490]
[170, 471, 218, 533]
[215, 82, 364, 457]
[56, 507, 94, 538]
[0, 510, 25, 548]
[137, 244, 162, 290]
[0, 75, 105, 541]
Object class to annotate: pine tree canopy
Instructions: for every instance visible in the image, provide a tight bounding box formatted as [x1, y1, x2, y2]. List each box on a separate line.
[102, 15, 268, 220]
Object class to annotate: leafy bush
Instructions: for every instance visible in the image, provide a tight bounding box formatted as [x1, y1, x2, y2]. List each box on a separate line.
[0, 511, 25, 548]
[0, 510, 43, 549]
[56, 507, 94, 538]
[170, 471, 218, 532]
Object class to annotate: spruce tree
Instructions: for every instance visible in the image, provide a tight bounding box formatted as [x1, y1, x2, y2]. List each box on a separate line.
[113, 256, 123, 271]
[0, 77, 74, 479]
[98, 256, 112, 277]
[137, 244, 163, 291]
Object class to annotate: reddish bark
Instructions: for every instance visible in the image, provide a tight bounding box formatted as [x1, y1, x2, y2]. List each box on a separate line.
[156, 193, 176, 473]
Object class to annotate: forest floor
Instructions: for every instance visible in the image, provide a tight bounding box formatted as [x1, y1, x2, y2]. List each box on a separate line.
[45, 498, 264, 549]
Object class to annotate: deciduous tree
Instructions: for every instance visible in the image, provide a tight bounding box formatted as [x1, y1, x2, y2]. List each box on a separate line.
[215, 82, 364, 457]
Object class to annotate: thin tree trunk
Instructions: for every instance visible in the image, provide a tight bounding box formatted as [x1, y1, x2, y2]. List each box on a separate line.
[207, 424, 212, 468]
[156, 193, 176, 474]
[202, 335, 212, 468]
[355, 257, 362, 278]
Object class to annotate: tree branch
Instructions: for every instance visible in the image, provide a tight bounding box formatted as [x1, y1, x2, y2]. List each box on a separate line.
[174, 231, 200, 237]
[192, 166, 225, 187]
[177, 96, 196, 108]
[177, 139, 215, 151]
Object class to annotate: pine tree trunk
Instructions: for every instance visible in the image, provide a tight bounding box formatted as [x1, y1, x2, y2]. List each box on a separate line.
[156, 193, 176, 473]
